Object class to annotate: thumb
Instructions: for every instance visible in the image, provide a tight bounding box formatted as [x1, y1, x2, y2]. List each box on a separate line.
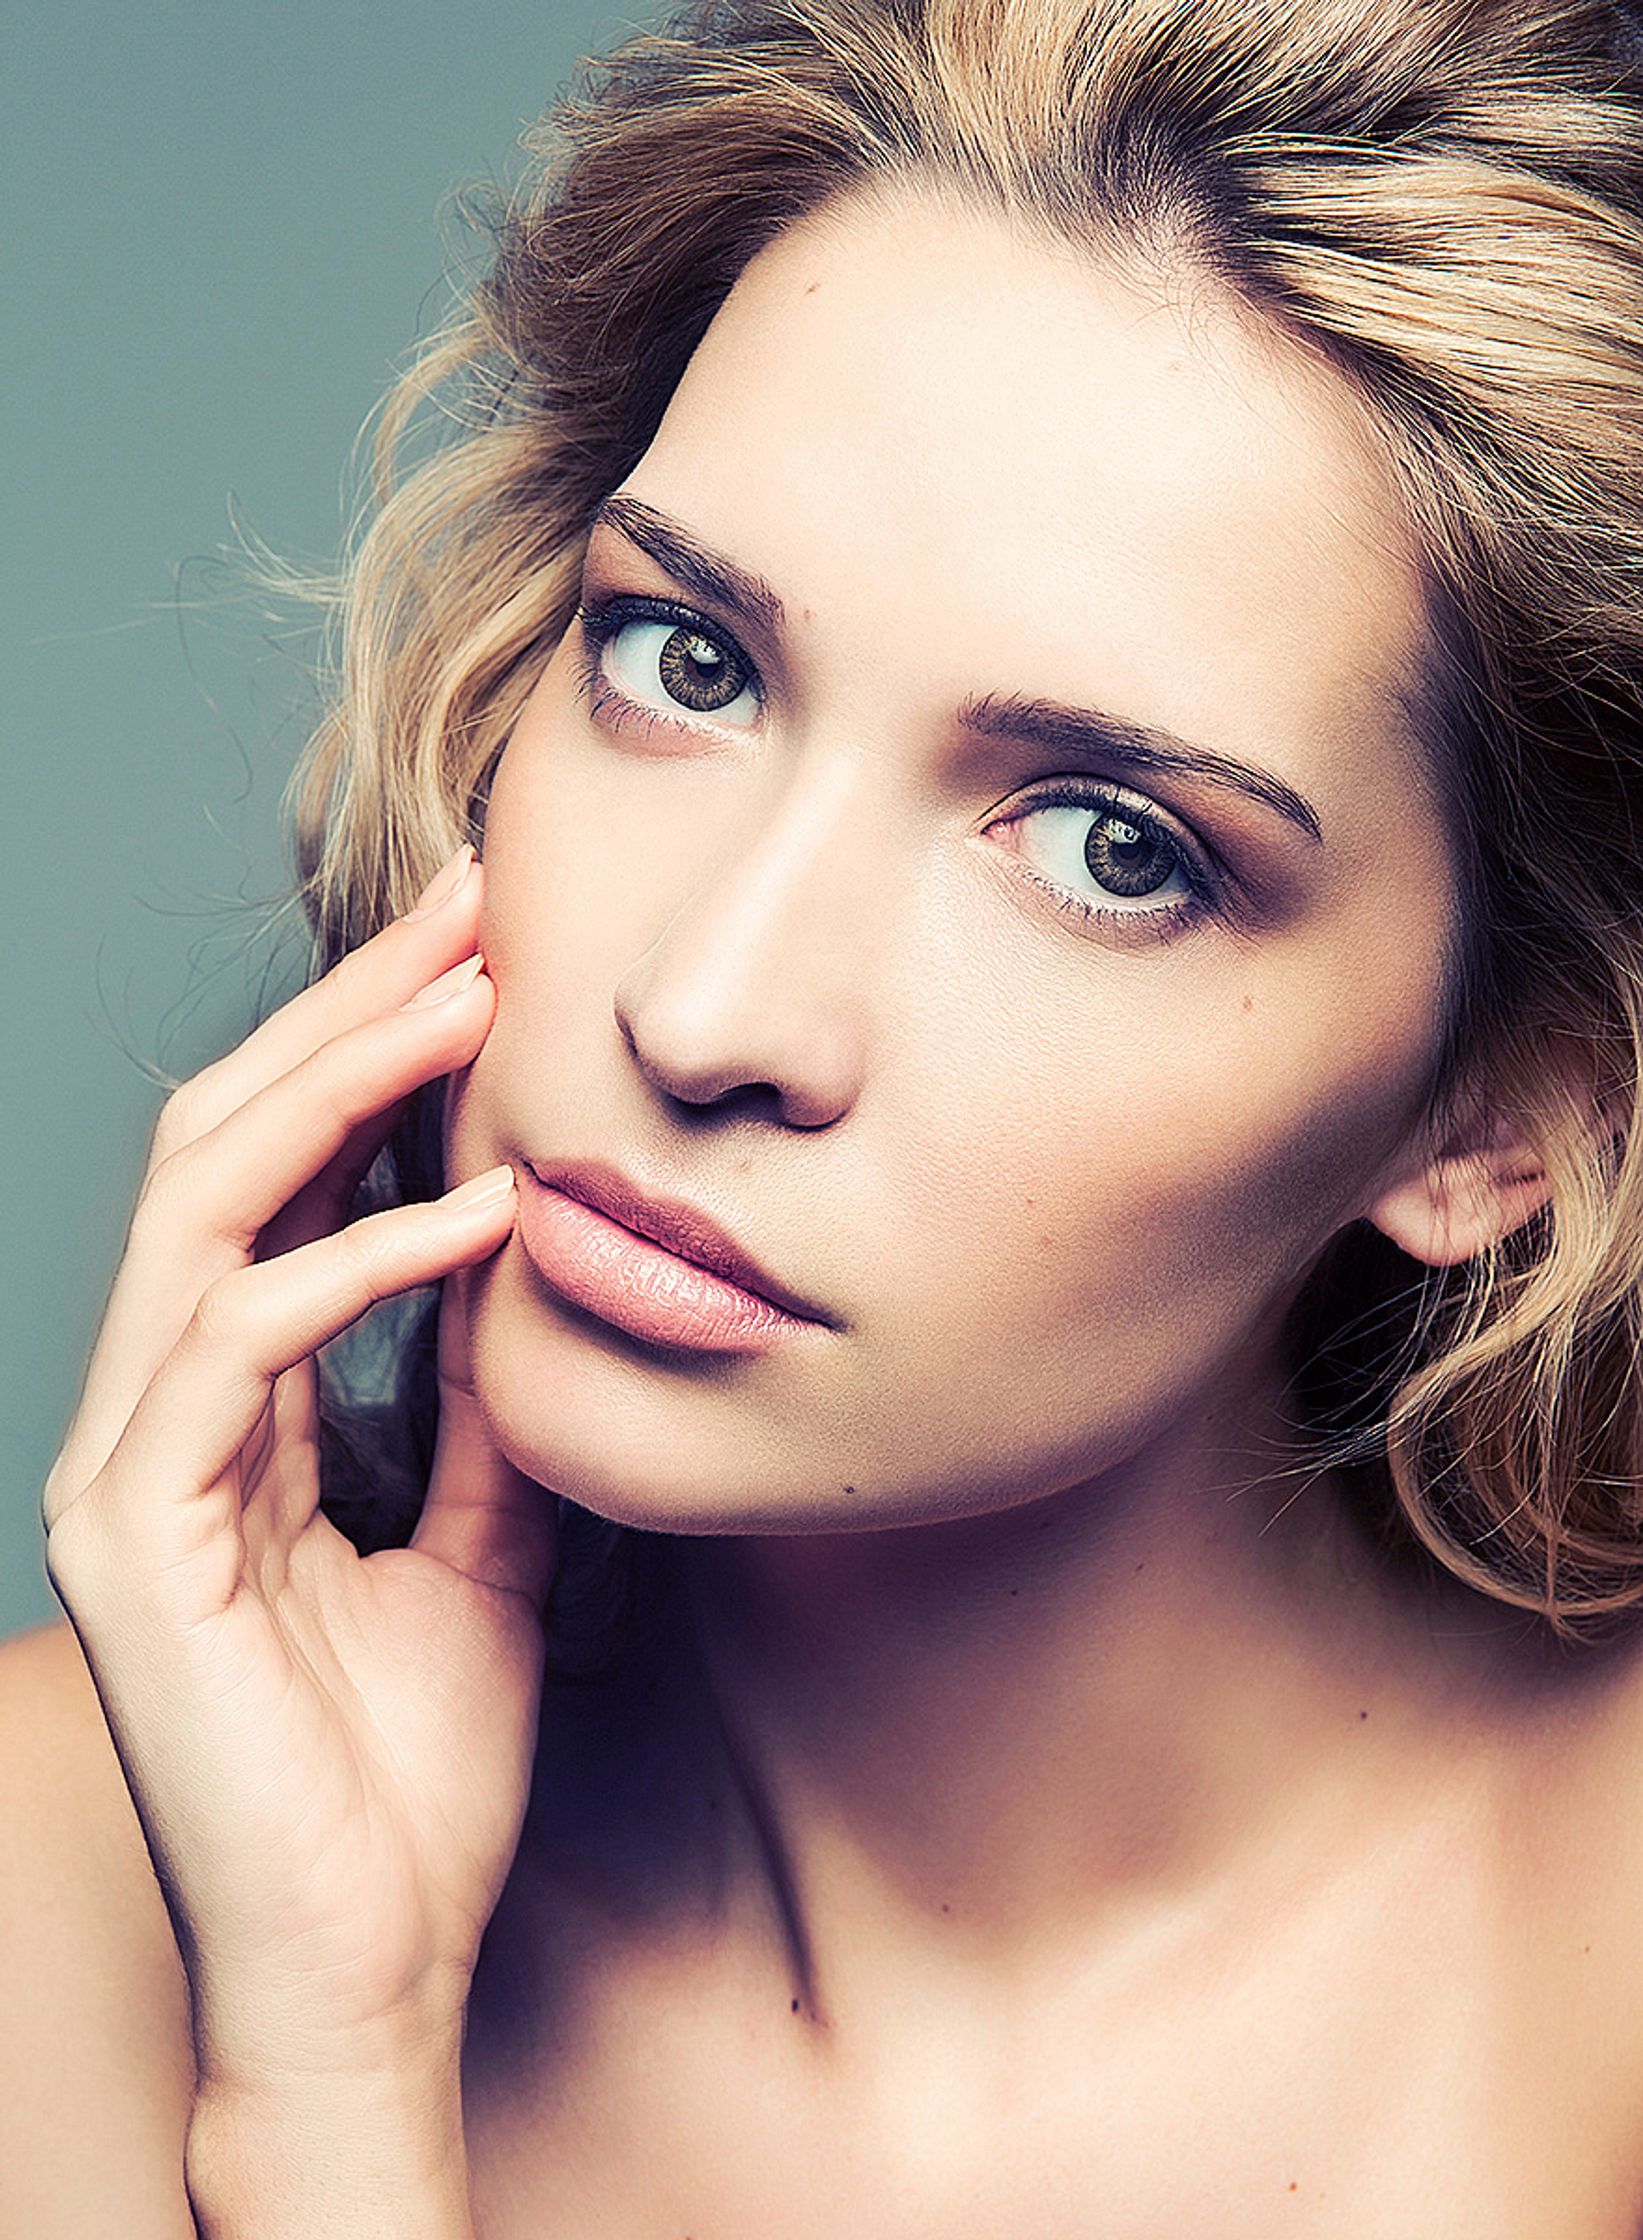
[409, 1266, 558, 1614]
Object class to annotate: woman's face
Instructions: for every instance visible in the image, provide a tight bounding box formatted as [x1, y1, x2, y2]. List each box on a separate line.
[447, 183, 1456, 1533]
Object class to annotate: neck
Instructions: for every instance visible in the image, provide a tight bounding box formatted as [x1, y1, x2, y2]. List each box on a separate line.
[664, 1373, 1553, 2008]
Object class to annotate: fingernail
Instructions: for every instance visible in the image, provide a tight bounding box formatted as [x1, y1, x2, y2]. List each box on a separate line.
[404, 844, 475, 920]
[444, 1162, 515, 1211]
[402, 951, 486, 1009]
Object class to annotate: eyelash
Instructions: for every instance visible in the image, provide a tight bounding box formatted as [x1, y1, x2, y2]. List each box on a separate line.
[572, 591, 1222, 943]
[573, 591, 764, 732]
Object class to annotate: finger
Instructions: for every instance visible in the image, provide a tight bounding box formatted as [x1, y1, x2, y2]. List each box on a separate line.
[252, 1084, 419, 1263]
[407, 1269, 558, 1613]
[175, 958, 491, 1252]
[44, 1167, 519, 1547]
[54, 847, 482, 1497]
[413, 1375, 558, 1614]
[148, 845, 483, 1165]
[55, 963, 496, 1501]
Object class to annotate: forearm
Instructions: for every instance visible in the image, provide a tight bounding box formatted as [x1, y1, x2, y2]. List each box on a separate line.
[184, 2053, 476, 2240]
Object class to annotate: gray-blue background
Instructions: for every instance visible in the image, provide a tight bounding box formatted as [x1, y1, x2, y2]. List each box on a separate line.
[4, 1, 655, 1642]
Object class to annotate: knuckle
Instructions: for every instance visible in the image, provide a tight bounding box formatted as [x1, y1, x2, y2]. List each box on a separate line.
[42, 1481, 113, 1607]
[149, 1073, 216, 1161]
[132, 1141, 199, 1231]
[41, 1504, 80, 1593]
[188, 1269, 258, 1354]
[335, 1212, 401, 1296]
[39, 1453, 75, 1537]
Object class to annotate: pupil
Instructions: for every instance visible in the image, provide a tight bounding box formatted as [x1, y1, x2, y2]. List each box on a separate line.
[1085, 810, 1176, 898]
[658, 625, 744, 713]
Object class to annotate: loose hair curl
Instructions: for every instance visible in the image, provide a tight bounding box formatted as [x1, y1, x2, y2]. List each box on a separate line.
[290, 0, 1643, 1647]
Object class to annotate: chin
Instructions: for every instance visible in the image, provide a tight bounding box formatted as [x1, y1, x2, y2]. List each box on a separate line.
[459, 1249, 846, 1533]
[491, 1439, 867, 1537]
[487, 1402, 1003, 1540]
[464, 1249, 1020, 1540]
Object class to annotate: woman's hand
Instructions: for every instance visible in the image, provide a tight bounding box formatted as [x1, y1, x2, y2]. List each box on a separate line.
[39, 845, 558, 2108]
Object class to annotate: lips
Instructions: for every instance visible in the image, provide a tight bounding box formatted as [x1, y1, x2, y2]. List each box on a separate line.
[525, 1157, 836, 1327]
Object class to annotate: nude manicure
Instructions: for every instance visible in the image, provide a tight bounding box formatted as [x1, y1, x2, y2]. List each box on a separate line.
[403, 844, 476, 919]
[444, 1163, 516, 1211]
[403, 951, 486, 1009]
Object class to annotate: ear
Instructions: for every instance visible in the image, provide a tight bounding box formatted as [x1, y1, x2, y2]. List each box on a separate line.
[1365, 1106, 1554, 1268]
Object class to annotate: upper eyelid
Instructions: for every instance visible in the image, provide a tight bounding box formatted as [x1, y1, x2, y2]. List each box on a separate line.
[583, 516, 1322, 847]
[575, 606, 1241, 938]
[1001, 775, 1224, 894]
[1004, 781, 1222, 905]
[578, 590, 768, 705]
[585, 505, 787, 642]
[579, 592, 1221, 878]
[580, 575, 771, 674]
[1009, 772, 1194, 840]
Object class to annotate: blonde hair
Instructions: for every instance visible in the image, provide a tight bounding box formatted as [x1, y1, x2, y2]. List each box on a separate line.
[291, 0, 1643, 1642]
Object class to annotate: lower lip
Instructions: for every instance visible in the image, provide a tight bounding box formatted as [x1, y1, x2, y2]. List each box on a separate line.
[516, 1173, 826, 1355]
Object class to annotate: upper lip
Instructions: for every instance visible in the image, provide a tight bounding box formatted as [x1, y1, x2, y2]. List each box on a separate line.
[527, 1157, 836, 1327]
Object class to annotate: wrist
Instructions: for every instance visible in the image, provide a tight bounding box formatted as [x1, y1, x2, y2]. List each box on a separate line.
[186, 2050, 474, 2240]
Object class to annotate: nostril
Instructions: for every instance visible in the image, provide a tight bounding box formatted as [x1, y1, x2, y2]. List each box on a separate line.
[664, 1080, 788, 1128]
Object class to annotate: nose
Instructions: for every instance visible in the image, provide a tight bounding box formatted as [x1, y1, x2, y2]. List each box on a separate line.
[611, 748, 881, 1129]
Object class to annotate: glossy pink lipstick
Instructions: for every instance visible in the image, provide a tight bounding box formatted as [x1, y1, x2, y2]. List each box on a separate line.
[517, 1160, 836, 1354]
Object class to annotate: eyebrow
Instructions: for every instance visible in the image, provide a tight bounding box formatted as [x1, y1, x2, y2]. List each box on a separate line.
[589, 492, 1325, 846]
[594, 493, 789, 640]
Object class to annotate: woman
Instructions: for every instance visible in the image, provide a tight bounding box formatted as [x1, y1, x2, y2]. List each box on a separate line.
[16, 0, 1643, 2230]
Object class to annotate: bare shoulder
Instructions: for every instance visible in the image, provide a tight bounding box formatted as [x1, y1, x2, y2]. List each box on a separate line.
[0, 1617, 196, 2237]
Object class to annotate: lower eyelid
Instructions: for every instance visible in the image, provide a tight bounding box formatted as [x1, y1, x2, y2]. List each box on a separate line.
[1013, 855, 1208, 942]
[995, 795, 1211, 896]
[575, 633, 1218, 940]
[577, 606, 762, 731]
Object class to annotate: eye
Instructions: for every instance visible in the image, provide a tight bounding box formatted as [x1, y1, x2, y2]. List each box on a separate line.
[989, 780, 1219, 940]
[574, 594, 761, 732]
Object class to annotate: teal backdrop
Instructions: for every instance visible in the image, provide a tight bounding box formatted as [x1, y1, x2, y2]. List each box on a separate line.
[4, 1, 658, 1643]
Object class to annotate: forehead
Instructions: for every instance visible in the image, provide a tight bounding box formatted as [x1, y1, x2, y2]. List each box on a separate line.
[625, 181, 1436, 833]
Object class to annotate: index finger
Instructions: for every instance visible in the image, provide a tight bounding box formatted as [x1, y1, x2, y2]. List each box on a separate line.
[152, 844, 484, 1160]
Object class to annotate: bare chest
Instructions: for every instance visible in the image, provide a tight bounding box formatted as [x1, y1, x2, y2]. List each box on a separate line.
[459, 1874, 1643, 2240]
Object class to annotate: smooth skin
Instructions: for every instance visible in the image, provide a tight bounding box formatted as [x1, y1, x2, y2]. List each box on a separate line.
[15, 177, 1643, 2238]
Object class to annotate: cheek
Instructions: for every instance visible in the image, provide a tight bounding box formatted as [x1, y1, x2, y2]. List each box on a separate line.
[483, 701, 620, 969]
[829, 1001, 1427, 1500]
[883, 952, 1438, 1372]
[465, 693, 648, 1092]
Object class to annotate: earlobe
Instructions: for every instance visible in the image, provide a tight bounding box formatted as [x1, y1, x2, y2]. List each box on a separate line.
[1365, 1111, 1554, 1268]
